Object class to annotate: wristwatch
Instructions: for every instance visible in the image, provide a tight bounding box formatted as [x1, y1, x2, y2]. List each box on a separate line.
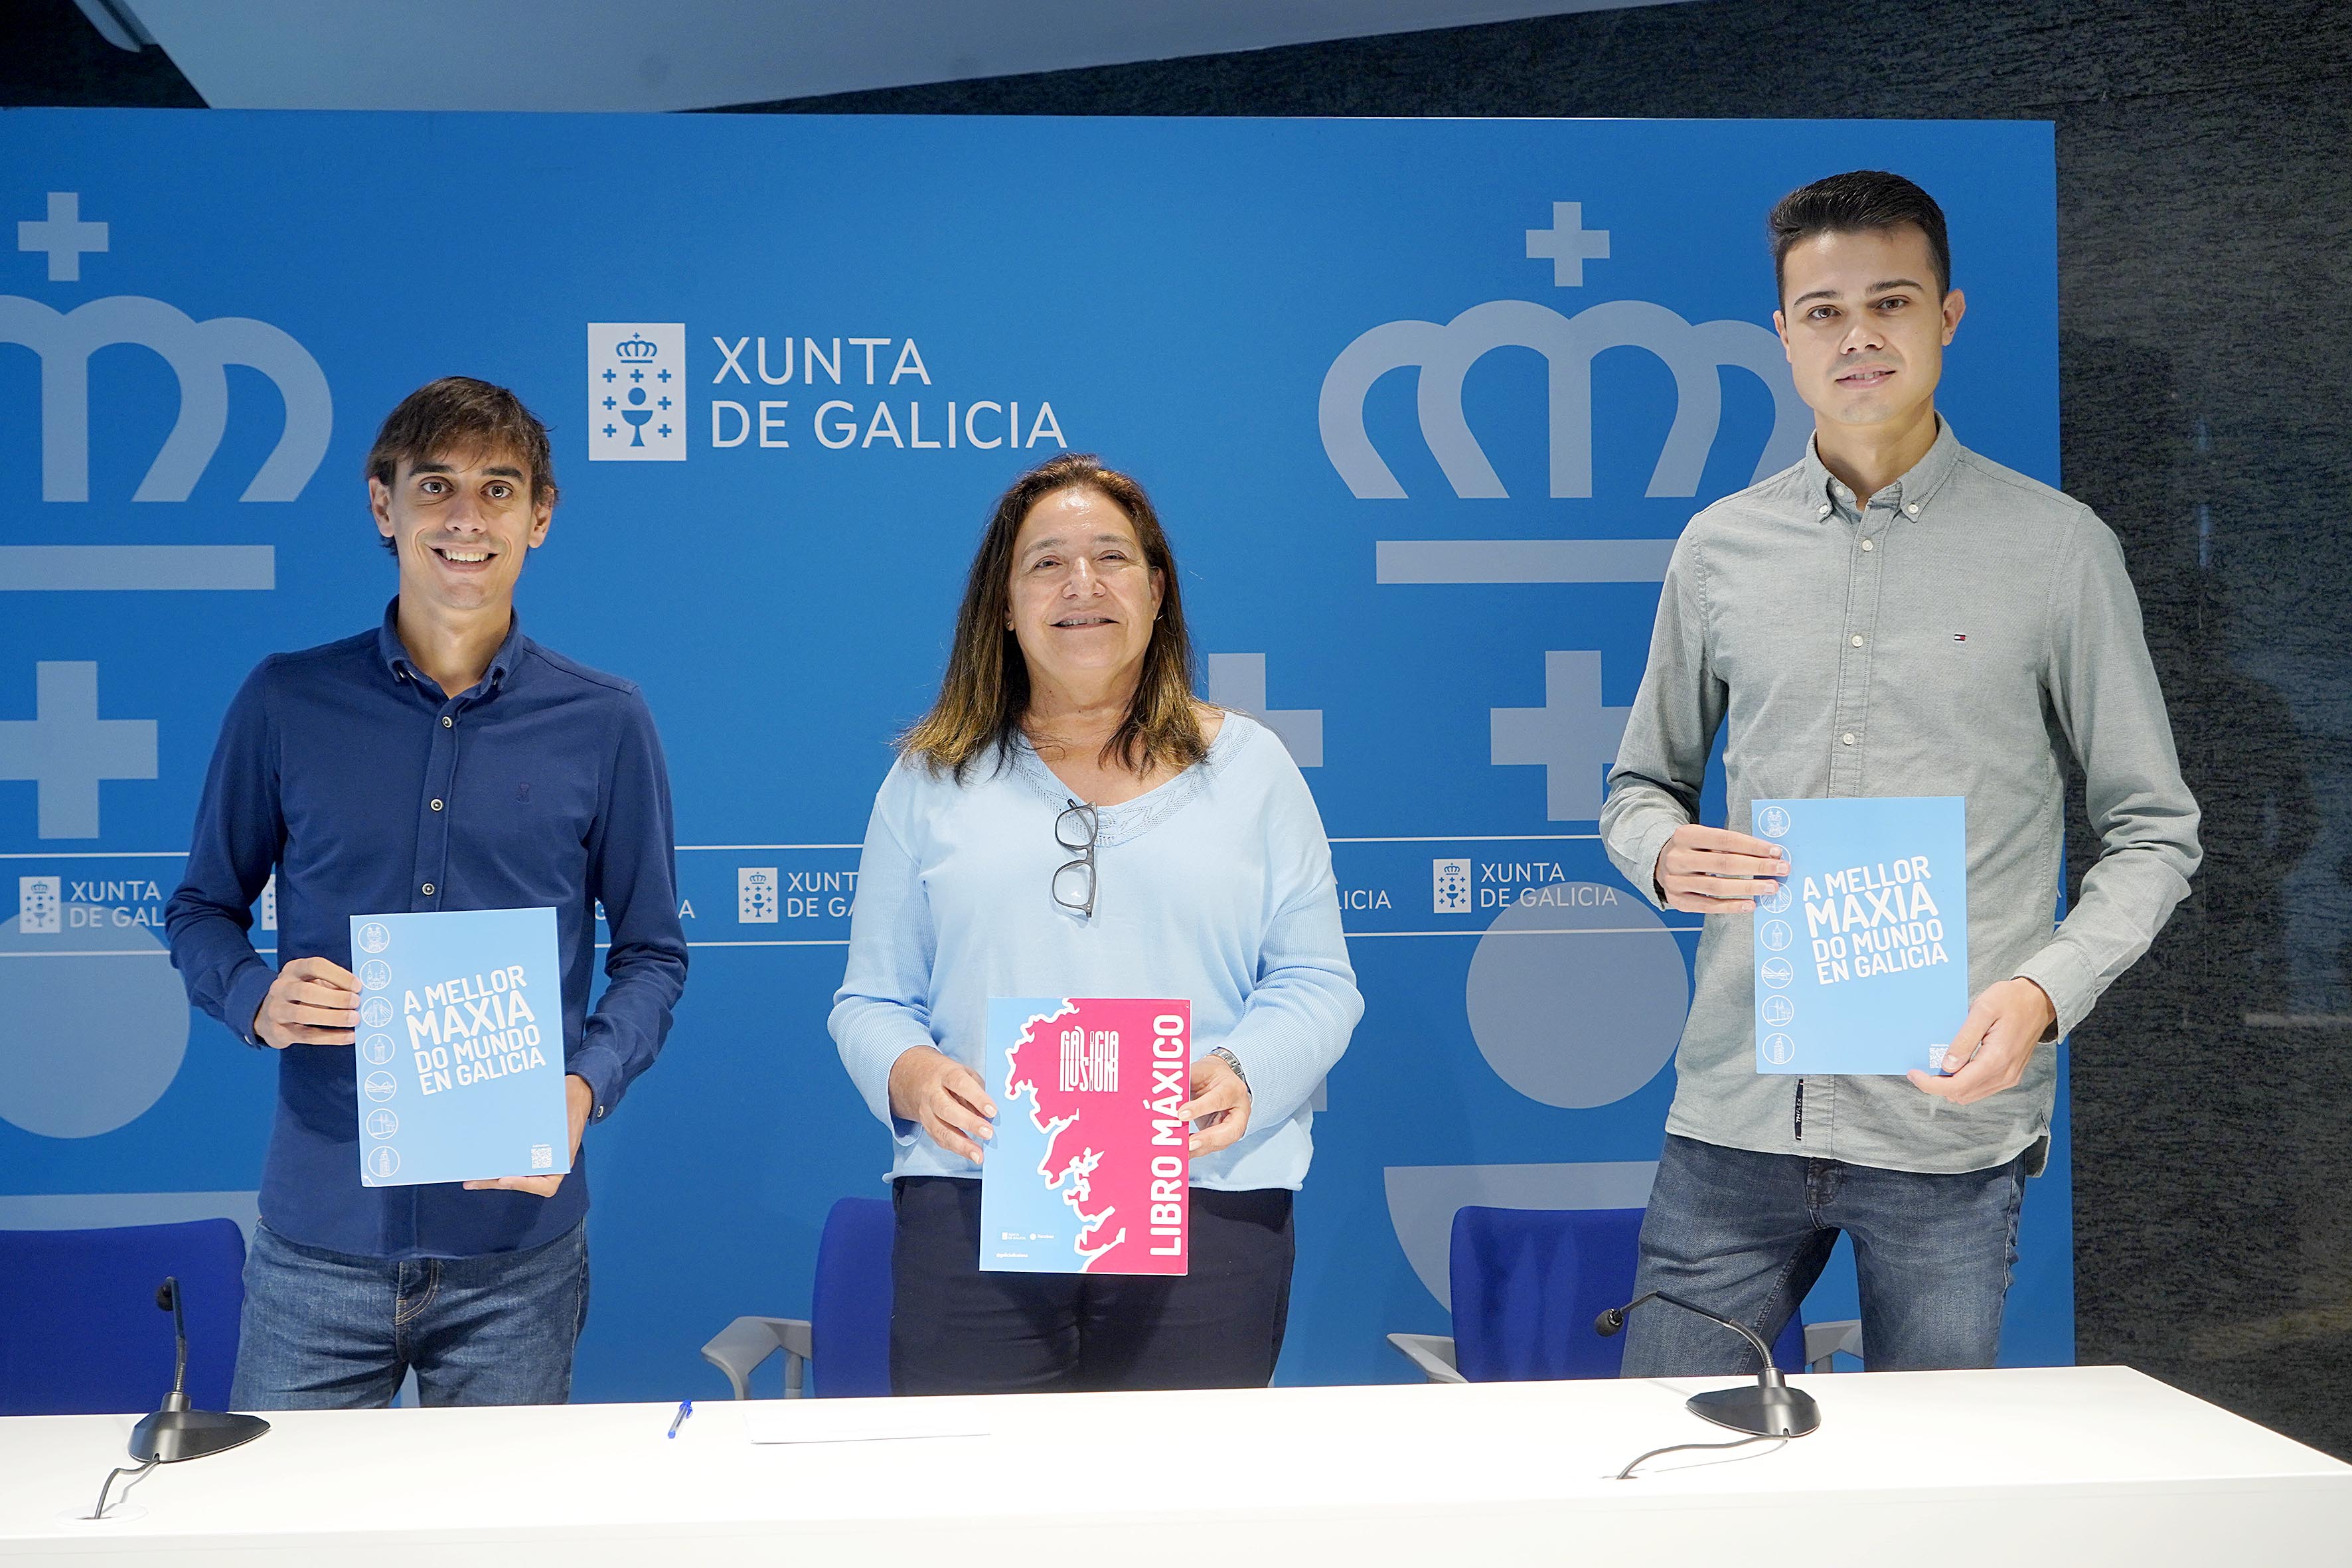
[1210, 1046, 1249, 1095]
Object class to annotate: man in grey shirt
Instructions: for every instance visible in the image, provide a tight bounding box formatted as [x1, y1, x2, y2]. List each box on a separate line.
[1601, 171, 2199, 1373]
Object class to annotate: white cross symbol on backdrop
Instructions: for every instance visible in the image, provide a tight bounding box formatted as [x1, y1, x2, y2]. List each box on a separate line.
[1490, 651, 1629, 821]
[18, 192, 109, 282]
[1525, 201, 1610, 287]
[1206, 653, 1323, 767]
[0, 663, 157, 838]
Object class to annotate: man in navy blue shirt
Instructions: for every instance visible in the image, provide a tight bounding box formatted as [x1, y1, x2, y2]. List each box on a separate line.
[166, 377, 688, 1408]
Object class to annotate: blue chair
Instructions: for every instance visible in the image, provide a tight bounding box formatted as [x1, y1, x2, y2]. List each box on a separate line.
[702, 1196, 893, 1398]
[0, 1220, 248, 1416]
[1387, 1206, 1860, 1383]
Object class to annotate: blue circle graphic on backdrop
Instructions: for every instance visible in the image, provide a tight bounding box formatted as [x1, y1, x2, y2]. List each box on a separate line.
[0, 904, 189, 1138]
[1464, 882, 1689, 1109]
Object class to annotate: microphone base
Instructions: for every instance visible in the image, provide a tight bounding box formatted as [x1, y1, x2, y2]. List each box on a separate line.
[1686, 1382, 1822, 1439]
[129, 1409, 271, 1464]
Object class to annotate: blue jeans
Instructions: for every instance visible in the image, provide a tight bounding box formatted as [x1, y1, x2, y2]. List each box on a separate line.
[1620, 1134, 2027, 1376]
[230, 1221, 589, 1409]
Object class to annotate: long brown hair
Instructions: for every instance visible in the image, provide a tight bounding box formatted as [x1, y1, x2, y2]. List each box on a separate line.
[900, 453, 1206, 782]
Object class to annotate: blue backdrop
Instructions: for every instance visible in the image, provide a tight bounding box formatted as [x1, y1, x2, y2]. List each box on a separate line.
[0, 110, 2063, 1397]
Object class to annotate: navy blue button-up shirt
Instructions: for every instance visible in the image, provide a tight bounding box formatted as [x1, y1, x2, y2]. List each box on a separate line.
[166, 603, 688, 1259]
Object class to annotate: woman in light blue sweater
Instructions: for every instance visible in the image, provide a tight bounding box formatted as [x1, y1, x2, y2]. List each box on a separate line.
[830, 453, 1362, 1395]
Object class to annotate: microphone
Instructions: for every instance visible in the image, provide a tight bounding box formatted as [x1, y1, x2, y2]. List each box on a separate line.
[128, 1276, 270, 1464]
[158, 1281, 188, 1416]
[1597, 1290, 1822, 1438]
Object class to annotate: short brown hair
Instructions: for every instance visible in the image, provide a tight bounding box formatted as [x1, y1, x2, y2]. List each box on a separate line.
[1768, 170, 1952, 303]
[900, 454, 1206, 782]
[365, 376, 558, 509]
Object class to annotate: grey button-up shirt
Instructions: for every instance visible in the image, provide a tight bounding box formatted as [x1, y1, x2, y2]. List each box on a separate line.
[1601, 420, 2200, 1175]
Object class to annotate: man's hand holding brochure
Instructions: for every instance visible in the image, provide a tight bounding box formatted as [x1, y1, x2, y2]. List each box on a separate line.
[1907, 978, 2056, 1107]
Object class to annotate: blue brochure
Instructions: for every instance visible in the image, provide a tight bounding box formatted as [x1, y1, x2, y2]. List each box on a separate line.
[347, 907, 570, 1186]
[1749, 797, 1968, 1076]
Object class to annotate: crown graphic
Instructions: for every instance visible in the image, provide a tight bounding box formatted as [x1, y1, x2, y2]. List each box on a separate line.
[1, 293, 331, 501]
[614, 335, 660, 362]
[1319, 297, 1808, 501]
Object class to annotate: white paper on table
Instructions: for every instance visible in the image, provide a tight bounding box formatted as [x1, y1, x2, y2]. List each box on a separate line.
[742, 1403, 988, 1446]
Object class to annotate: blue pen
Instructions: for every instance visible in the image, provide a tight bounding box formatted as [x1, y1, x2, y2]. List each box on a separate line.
[666, 1399, 692, 1438]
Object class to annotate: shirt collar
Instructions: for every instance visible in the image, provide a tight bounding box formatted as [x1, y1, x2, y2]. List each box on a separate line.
[1800, 415, 1963, 523]
[375, 597, 526, 694]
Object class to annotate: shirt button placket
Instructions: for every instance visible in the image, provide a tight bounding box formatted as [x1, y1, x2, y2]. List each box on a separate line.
[1832, 507, 1890, 793]
[417, 706, 459, 911]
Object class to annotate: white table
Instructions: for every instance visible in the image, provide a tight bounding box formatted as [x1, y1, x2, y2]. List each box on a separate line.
[3, 1366, 2346, 1565]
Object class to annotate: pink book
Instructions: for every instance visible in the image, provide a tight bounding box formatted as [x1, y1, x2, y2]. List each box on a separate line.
[979, 997, 1192, 1275]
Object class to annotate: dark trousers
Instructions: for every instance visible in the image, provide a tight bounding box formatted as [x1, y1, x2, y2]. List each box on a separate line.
[890, 1176, 1295, 1395]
